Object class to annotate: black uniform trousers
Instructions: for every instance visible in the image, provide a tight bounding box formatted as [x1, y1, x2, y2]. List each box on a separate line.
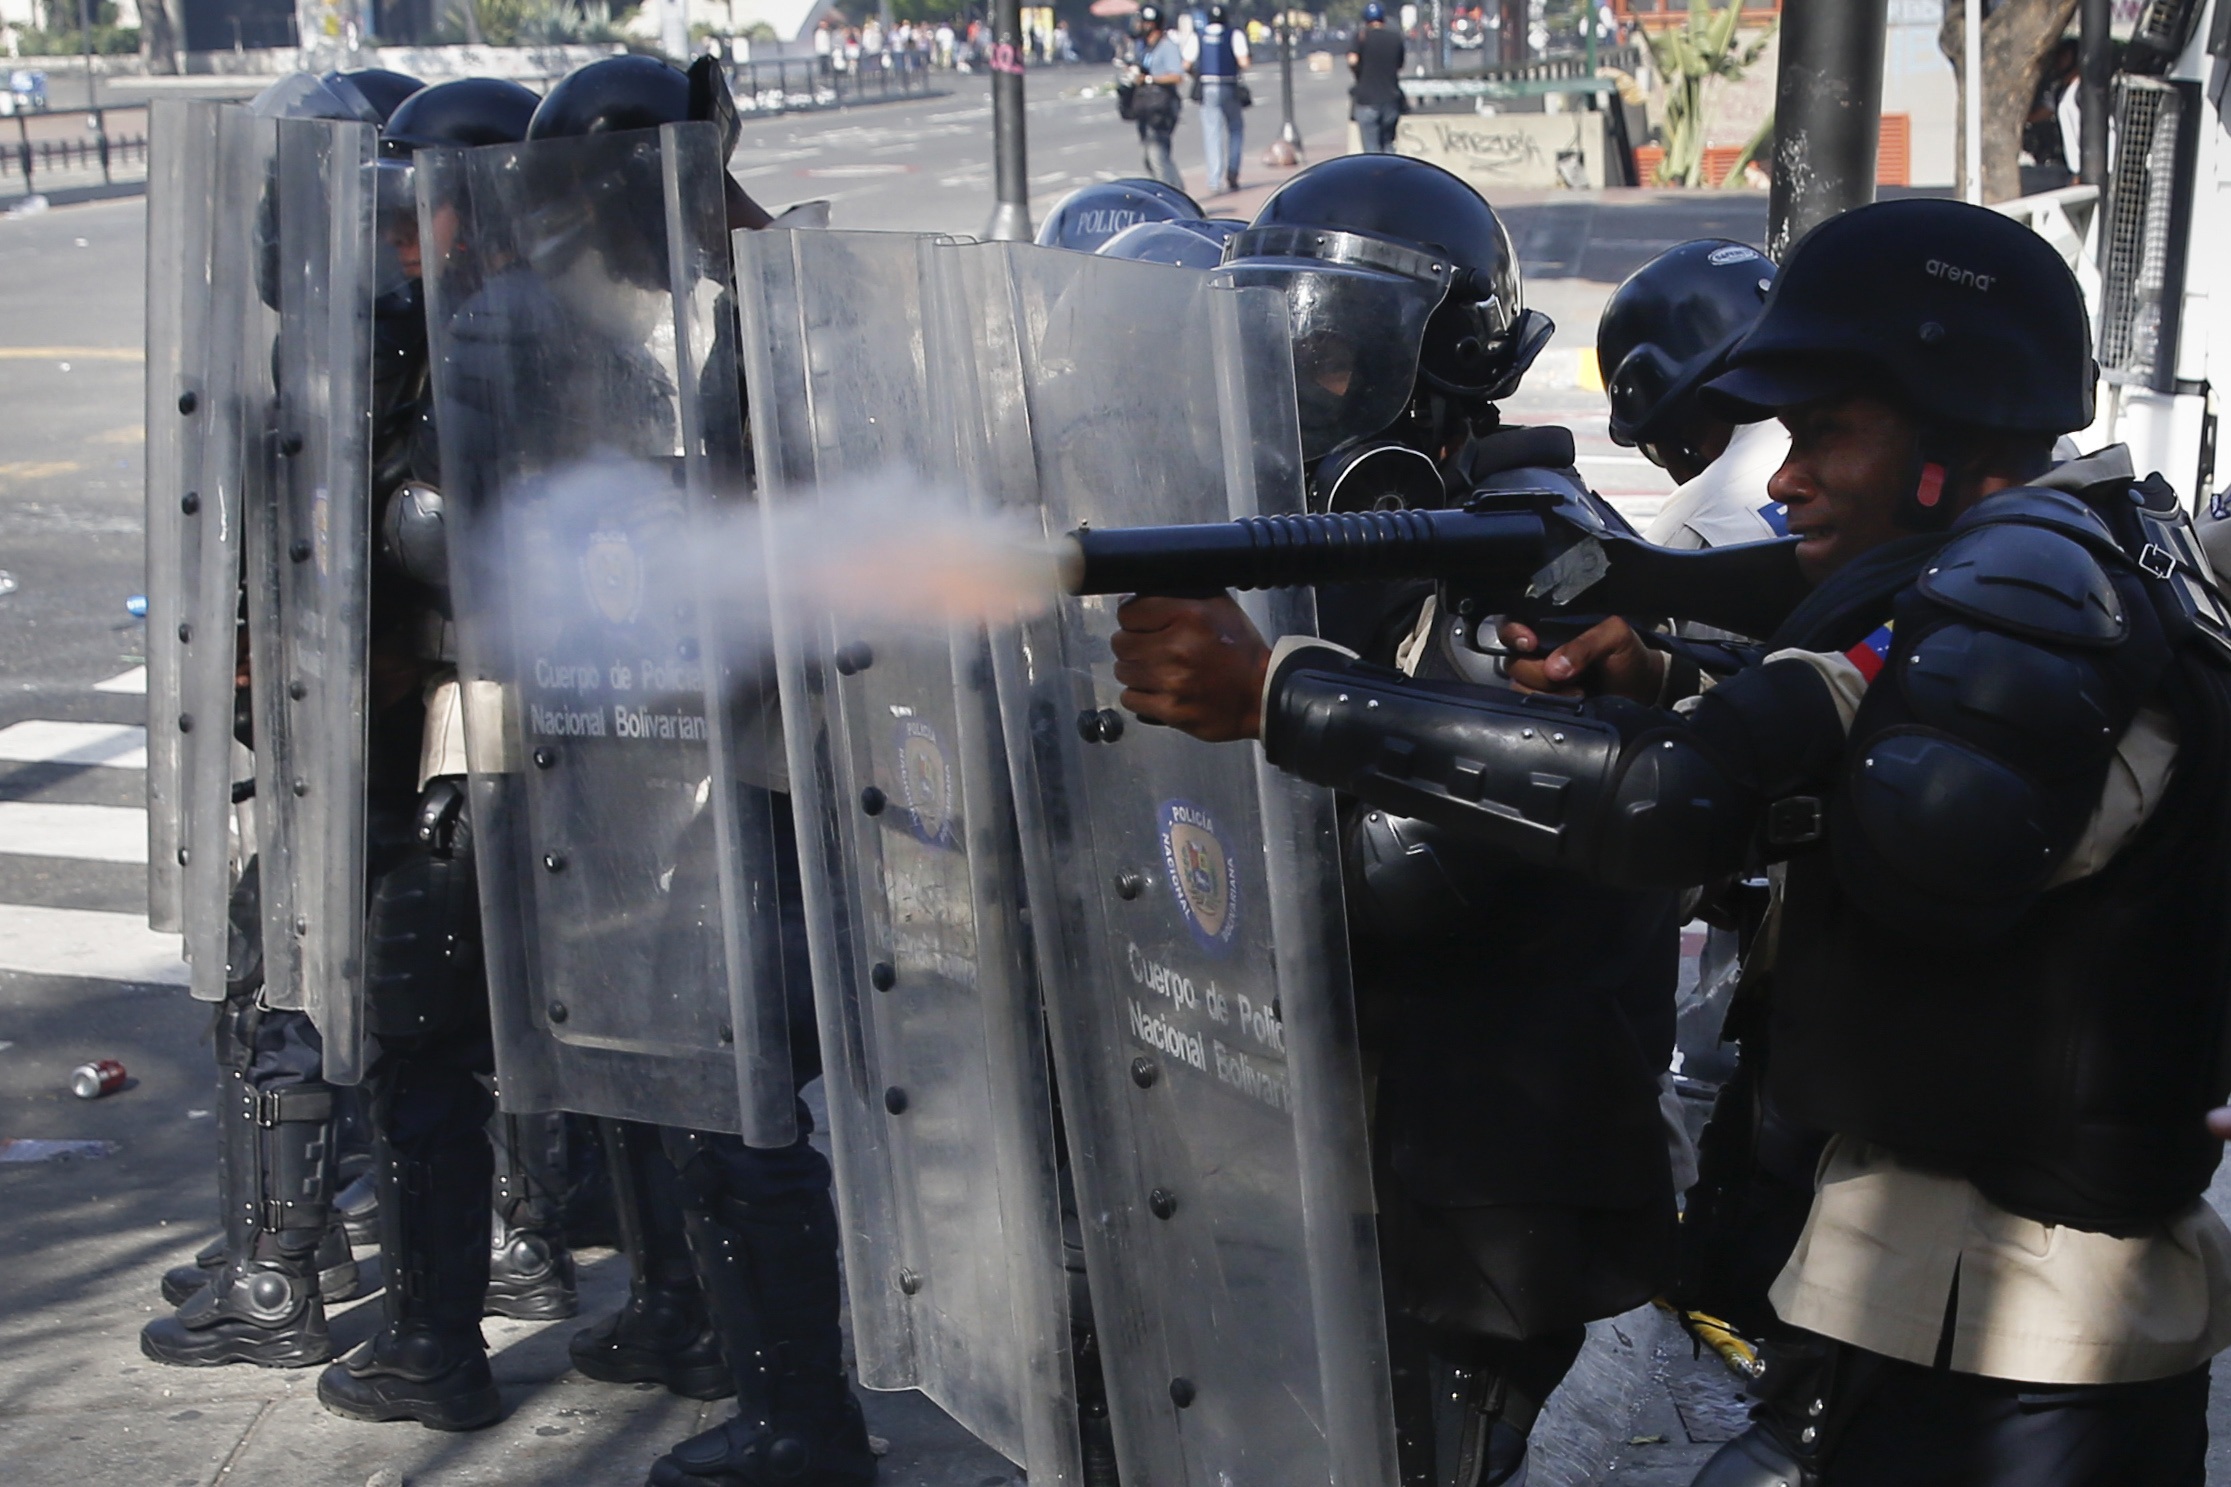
[1827, 1353, 2208, 1487]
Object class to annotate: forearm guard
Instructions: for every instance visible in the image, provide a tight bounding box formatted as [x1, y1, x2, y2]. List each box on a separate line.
[1262, 645, 1845, 888]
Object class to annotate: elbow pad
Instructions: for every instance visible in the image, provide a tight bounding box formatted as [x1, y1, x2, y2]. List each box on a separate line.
[378, 480, 452, 597]
[1263, 647, 1802, 887]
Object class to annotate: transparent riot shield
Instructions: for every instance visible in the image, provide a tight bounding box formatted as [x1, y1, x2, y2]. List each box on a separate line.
[147, 105, 276, 1004]
[239, 115, 380, 1081]
[960, 245, 1401, 1487]
[143, 98, 224, 941]
[417, 124, 794, 1141]
[734, 228, 1077, 1481]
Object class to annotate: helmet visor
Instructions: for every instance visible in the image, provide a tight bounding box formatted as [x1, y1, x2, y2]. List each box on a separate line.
[251, 73, 376, 122]
[1214, 256, 1446, 460]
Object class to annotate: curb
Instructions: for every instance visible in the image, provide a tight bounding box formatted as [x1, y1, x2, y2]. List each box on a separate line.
[1, 179, 147, 215]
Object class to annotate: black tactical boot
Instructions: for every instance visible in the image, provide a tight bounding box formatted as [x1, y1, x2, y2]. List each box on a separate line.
[318, 1124, 502, 1431]
[571, 1120, 732, 1400]
[140, 1071, 339, 1370]
[485, 1110, 578, 1321]
[162, 1222, 359, 1308]
[644, 1171, 875, 1487]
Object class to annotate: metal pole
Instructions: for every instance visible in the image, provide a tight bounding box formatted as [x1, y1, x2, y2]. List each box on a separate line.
[2078, 0, 2109, 187]
[984, 0, 1030, 241]
[77, 0, 97, 113]
[1962, 0, 1983, 203]
[1274, 8, 1302, 159]
[1767, 0, 1887, 259]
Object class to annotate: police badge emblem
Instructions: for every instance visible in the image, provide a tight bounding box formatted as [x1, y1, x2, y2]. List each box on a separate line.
[894, 717, 956, 846]
[1157, 799, 1239, 952]
[582, 529, 644, 626]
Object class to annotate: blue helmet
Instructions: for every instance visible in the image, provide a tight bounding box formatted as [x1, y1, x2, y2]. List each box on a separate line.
[1363, 2, 1386, 21]
[1035, 178, 1204, 254]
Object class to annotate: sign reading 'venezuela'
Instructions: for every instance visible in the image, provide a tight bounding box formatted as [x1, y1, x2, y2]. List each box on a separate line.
[1393, 111, 1607, 191]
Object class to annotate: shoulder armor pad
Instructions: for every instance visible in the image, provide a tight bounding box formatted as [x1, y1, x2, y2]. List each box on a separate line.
[1951, 486, 2122, 558]
[1916, 522, 2127, 646]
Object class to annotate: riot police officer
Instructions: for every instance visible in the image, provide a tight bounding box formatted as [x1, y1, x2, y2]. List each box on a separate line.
[1197, 154, 1687, 1486]
[1597, 238, 1790, 551]
[1113, 197, 2231, 1486]
[300, 74, 548, 1432]
[139, 66, 428, 1374]
[415, 55, 876, 1484]
[1592, 239, 1819, 1363]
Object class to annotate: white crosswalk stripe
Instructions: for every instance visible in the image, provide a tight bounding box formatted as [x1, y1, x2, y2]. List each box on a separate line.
[0, 719, 148, 769]
[0, 801, 148, 863]
[0, 903, 186, 986]
[93, 665, 147, 694]
[0, 694, 182, 986]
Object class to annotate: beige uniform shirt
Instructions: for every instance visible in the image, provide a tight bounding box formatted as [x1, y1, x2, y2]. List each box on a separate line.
[1758, 625, 2231, 1385]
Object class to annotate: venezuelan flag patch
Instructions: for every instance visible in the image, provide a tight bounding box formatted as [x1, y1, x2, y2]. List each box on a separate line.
[1844, 622, 1895, 682]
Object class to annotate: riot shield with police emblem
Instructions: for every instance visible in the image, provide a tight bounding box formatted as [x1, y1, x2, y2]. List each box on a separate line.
[417, 123, 795, 1140]
[734, 227, 1078, 1481]
[143, 99, 226, 943]
[239, 114, 382, 1080]
[958, 244, 1401, 1487]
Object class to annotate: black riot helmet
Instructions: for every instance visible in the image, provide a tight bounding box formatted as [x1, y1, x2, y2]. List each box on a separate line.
[1217, 154, 1552, 467]
[1705, 199, 2094, 436]
[528, 53, 741, 162]
[1137, 3, 1168, 30]
[381, 76, 540, 154]
[1095, 215, 1241, 269]
[373, 78, 540, 308]
[1597, 238, 1773, 448]
[1036, 178, 1204, 253]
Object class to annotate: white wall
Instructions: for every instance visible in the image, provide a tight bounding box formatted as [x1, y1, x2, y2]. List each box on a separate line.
[1884, 0, 1956, 187]
[713, 0, 833, 43]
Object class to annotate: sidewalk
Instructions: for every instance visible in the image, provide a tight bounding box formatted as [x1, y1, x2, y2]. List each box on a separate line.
[0, 970, 1016, 1486]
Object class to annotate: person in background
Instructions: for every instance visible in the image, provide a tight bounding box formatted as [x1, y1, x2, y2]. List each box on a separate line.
[1349, 2, 1405, 154]
[1126, 4, 1187, 191]
[1184, 2, 1250, 195]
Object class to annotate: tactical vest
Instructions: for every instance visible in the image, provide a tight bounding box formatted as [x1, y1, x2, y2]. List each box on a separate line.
[1767, 477, 2231, 1235]
[1198, 23, 1240, 77]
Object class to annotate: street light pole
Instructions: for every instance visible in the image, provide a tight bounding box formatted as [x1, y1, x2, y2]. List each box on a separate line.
[1264, 8, 1301, 165]
[2078, 0, 2109, 188]
[1767, 0, 1886, 258]
[77, 0, 98, 112]
[985, 0, 1031, 240]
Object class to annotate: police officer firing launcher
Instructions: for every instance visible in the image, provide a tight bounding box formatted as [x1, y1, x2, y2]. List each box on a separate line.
[1096, 197, 2231, 1486]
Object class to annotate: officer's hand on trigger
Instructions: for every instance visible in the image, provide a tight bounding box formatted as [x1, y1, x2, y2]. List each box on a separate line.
[1111, 594, 1271, 742]
[1498, 615, 1665, 703]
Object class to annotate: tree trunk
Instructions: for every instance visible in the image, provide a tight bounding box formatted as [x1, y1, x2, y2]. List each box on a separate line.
[1939, 0, 2079, 203]
[138, 0, 181, 71]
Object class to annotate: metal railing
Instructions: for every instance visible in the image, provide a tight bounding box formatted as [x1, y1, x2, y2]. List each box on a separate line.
[1, 106, 149, 196]
[722, 53, 937, 115]
[1403, 41, 1644, 101]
